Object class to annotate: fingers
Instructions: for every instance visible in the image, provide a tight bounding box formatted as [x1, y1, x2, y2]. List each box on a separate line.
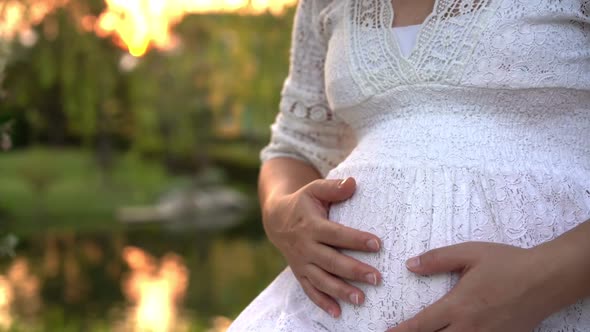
[405, 242, 481, 276]
[314, 217, 381, 252]
[298, 274, 341, 318]
[306, 263, 366, 306]
[386, 297, 451, 332]
[307, 177, 356, 203]
[312, 244, 381, 285]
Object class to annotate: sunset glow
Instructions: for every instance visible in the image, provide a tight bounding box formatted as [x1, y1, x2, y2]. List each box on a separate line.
[1, 0, 297, 56]
[95, 0, 297, 56]
[0, 0, 69, 40]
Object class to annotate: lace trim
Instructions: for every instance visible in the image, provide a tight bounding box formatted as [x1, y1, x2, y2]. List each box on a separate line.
[348, 0, 504, 96]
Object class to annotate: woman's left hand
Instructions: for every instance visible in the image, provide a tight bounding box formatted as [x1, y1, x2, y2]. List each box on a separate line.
[385, 242, 558, 332]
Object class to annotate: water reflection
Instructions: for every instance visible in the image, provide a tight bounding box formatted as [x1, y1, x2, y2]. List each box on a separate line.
[0, 276, 12, 329]
[207, 316, 233, 332]
[121, 246, 189, 332]
[0, 258, 41, 329]
[0, 228, 284, 331]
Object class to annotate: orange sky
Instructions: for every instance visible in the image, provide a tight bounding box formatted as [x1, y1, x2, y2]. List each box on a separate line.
[0, 0, 298, 56]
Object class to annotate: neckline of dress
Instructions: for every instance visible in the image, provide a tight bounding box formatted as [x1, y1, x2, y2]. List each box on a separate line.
[385, 0, 440, 62]
[348, 0, 504, 96]
[389, 22, 424, 62]
[391, 23, 422, 30]
[391, 24, 421, 58]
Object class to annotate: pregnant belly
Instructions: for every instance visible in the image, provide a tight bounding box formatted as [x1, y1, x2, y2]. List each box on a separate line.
[317, 165, 458, 331]
[309, 162, 590, 331]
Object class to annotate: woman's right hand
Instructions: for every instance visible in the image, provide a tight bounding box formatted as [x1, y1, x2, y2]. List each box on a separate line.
[262, 177, 382, 318]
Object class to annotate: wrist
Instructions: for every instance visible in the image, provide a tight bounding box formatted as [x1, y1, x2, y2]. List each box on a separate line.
[261, 190, 285, 223]
[260, 192, 290, 244]
[522, 245, 567, 318]
[527, 233, 590, 316]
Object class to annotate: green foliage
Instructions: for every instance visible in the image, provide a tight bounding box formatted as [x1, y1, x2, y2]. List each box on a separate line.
[0, 35, 9, 87]
[0, 3, 294, 169]
[0, 148, 190, 233]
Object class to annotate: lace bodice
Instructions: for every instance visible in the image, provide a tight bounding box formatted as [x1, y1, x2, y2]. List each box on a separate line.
[260, 0, 590, 177]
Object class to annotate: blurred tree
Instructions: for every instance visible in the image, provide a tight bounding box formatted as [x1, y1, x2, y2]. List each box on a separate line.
[3, 0, 122, 183]
[1, 0, 295, 174]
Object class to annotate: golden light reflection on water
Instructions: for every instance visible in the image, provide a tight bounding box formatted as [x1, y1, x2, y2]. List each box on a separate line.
[0, 277, 13, 329]
[0, 258, 42, 330]
[121, 246, 191, 332]
[0, 239, 233, 331]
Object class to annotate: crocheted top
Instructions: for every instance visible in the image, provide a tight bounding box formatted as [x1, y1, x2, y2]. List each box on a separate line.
[260, 0, 590, 178]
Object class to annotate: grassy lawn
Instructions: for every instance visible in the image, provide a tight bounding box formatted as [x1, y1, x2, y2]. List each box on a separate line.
[0, 148, 190, 234]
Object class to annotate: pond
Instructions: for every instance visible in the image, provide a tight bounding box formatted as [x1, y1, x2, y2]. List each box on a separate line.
[0, 224, 285, 332]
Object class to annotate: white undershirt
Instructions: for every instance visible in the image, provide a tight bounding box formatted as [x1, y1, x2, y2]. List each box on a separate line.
[392, 24, 422, 57]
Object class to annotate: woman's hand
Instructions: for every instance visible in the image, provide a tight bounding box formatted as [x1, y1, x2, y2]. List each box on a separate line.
[386, 242, 563, 332]
[263, 177, 382, 318]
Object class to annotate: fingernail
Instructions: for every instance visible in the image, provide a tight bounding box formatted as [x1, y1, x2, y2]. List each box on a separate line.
[366, 239, 380, 251]
[337, 177, 350, 189]
[406, 256, 421, 269]
[329, 309, 338, 318]
[349, 293, 359, 305]
[365, 273, 377, 285]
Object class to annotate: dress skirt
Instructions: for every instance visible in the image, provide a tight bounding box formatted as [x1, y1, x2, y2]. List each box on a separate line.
[228, 162, 590, 331]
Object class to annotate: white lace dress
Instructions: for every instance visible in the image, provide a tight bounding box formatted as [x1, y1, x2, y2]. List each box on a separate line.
[227, 0, 590, 331]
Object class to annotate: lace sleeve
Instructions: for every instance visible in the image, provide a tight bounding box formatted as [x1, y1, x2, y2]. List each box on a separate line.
[259, 0, 355, 178]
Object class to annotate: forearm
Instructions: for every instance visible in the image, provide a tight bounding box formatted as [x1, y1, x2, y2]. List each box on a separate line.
[533, 219, 590, 314]
[258, 157, 322, 216]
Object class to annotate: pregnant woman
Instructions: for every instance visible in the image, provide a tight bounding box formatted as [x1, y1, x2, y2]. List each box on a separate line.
[228, 0, 590, 331]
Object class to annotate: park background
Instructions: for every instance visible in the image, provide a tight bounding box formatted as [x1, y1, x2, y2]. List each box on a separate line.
[0, 0, 297, 330]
